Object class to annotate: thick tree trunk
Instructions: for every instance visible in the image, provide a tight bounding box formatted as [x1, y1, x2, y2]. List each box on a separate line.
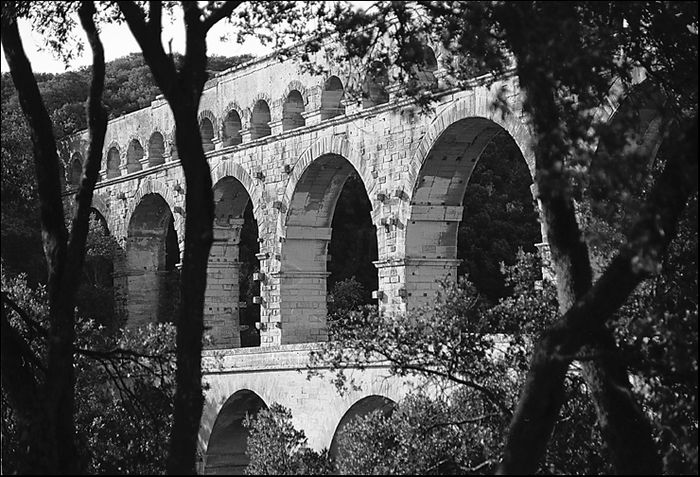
[1, 3, 107, 473]
[495, 4, 693, 473]
[167, 105, 214, 475]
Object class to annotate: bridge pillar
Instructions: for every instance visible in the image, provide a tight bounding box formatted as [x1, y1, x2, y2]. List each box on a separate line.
[204, 222, 243, 349]
[275, 225, 332, 345]
[375, 258, 460, 315]
[122, 233, 179, 326]
[375, 205, 464, 314]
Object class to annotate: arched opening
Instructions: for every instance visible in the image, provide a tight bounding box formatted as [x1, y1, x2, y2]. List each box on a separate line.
[586, 81, 669, 276]
[281, 154, 377, 344]
[321, 76, 346, 120]
[222, 110, 242, 147]
[124, 193, 180, 326]
[410, 44, 438, 89]
[329, 395, 396, 465]
[204, 390, 267, 475]
[77, 209, 117, 328]
[362, 61, 389, 108]
[148, 132, 165, 167]
[250, 100, 271, 139]
[71, 153, 83, 188]
[282, 90, 305, 131]
[200, 117, 215, 152]
[126, 139, 144, 173]
[328, 173, 379, 316]
[406, 117, 539, 308]
[106, 147, 121, 179]
[207, 177, 260, 348]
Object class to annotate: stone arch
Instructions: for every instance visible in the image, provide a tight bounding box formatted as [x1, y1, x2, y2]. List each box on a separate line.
[221, 103, 244, 147]
[90, 193, 109, 223]
[321, 75, 346, 120]
[596, 79, 668, 166]
[211, 162, 264, 224]
[205, 176, 262, 349]
[105, 143, 121, 179]
[329, 395, 397, 464]
[280, 146, 377, 344]
[401, 98, 538, 310]
[203, 389, 267, 475]
[282, 89, 306, 131]
[407, 92, 535, 190]
[126, 137, 144, 173]
[124, 191, 180, 326]
[362, 60, 390, 108]
[70, 152, 83, 188]
[283, 134, 374, 208]
[250, 99, 271, 139]
[127, 178, 184, 239]
[199, 110, 217, 152]
[148, 131, 166, 166]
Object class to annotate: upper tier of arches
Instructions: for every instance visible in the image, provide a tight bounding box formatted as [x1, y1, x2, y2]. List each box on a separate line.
[59, 42, 445, 188]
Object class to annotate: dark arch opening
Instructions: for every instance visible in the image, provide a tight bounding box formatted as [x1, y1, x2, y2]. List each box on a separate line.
[204, 390, 267, 475]
[125, 193, 180, 326]
[282, 90, 305, 131]
[201, 117, 215, 152]
[282, 154, 377, 343]
[126, 139, 144, 173]
[148, 132, 165, 166]
[210, 177, 260, 348]
[106, 147, 120, 179]
[71, 154, 83, 188]
[329, 395, 396, 465]
[328, 173, 379, 314]
[321, 76, 346, 120]
[77, 209, 117, 328]
[408, 117, 540, 306]
[362, 61, 390, 108]
[223, 110, 242, 147]
[251, 100, 271, 139]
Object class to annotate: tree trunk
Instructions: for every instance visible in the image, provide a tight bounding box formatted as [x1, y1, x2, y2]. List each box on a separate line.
[166, 104, 214, 475]
[1, 3, 107, 473]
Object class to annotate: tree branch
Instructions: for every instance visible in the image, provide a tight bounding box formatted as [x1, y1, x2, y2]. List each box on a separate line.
[118, 1, 177, 95]
[202, 0, 241, 33]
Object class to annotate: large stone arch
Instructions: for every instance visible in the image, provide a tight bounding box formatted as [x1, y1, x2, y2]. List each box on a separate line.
[278, 142, 377, 345]
[122, 191, 181, 326]
[407, 90, 535, 190]
[90, 193, 110, 225]
[211, 161, 264, 226]
[388, 92, 538, 313]
[204, 173, 263, 349]
[201, 389, 268, 475]
[329, 395, 397, 465]
[126, 178, 184, 243]
[282, 134, 374, 208]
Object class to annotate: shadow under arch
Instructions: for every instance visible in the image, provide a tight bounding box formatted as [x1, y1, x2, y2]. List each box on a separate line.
[280, 153, 377, 344]
[329, 395, 397, 465]
[205, 176, 261, 348]
[405, 116, 540, 306]
[123, 193, 180, 326]
[203, 389, 268, 475]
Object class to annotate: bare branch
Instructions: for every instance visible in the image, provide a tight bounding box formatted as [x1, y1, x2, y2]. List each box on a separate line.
[202, 0, 242, 33]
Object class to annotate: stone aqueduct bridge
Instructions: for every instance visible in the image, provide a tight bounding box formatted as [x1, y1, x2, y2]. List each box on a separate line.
[59, 46, 630, 473]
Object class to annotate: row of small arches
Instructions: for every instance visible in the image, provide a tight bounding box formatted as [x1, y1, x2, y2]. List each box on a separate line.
[64, 46, 438, 187]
